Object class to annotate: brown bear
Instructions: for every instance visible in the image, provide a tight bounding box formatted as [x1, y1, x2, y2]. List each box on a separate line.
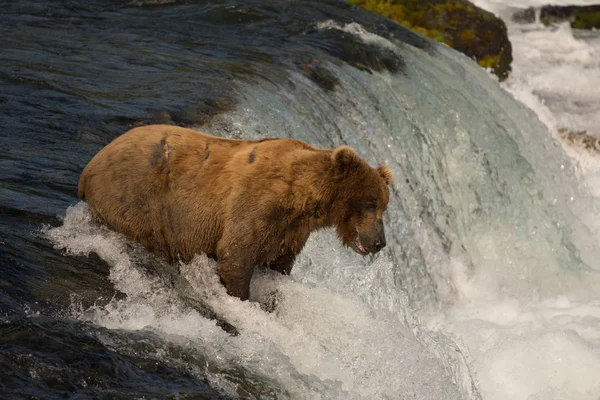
[78, 124, 393, 301]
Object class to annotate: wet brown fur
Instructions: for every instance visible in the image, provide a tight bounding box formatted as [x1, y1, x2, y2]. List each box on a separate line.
[78, 125, 393, 300]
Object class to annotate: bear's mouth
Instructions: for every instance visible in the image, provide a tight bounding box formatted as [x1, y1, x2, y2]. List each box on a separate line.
[353, 234, 369, 255]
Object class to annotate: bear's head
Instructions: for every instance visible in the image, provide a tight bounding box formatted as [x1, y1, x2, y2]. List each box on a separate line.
[330, 146, 393, 256]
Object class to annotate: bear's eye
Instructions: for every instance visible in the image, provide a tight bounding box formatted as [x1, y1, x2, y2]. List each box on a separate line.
[366, 203, 377, 212]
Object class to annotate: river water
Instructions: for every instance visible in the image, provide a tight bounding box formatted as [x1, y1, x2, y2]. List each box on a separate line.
[1, 1, 599, 399]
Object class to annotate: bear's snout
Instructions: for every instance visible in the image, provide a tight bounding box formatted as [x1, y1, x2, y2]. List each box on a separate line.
[355, 219, 386, 255]
[370, 223, 386, 254]
[372, 234, 386, 253]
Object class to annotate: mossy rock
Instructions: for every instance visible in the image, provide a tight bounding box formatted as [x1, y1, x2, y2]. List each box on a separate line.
[348, 0, 513, 80]
[513, 5, 600, 30]
[542, 5, 600, 30]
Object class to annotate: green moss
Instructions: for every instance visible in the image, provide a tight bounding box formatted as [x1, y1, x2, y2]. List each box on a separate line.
[347, 0, 489, 47]
[348, 0, 451, 44]
[478, 54, 499, 70]
[460, 29, 475, 43]
[572, 11, 600, 29]
[540, 15, 562, 26]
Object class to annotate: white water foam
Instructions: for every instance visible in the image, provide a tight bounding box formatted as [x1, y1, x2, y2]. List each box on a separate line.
[316, 21, 397, 50]
[44, 202, 466, 400]
[470, 0, 600, 140]
[503, 23, 599, 136]
[438, 255, 600, 400]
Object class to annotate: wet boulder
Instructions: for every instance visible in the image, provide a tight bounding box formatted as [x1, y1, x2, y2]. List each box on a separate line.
[512, 7, 536, 24]
[519, 5, 600, 30]
[348, 0, 513, 80]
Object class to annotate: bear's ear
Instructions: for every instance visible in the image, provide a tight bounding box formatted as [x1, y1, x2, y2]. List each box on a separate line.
[331, 145, 360, 169]
[377, 165, 393, 185]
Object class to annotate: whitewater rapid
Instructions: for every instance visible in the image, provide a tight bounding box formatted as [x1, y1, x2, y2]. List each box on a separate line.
[45, 201, 470, 400]
[471, 0, 600, 193]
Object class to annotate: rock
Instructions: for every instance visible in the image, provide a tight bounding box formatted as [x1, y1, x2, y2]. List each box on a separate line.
[558, 128, 600, 154]
[512, 7, 536, 24]
[542, 5, 600, 30]
[104, 98, 236, 131]
[512, 5, 600, 30]
[348, 0, 513, 80]
[292, 56, 340, 91]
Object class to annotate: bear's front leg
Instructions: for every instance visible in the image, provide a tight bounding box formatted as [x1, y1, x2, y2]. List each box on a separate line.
[217, 256, 254, 301]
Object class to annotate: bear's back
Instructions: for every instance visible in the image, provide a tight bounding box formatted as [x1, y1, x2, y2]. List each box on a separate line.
[77, 125, 327, 263]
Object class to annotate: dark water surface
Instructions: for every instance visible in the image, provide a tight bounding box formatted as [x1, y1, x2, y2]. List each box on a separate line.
[0, 1, 435, 398]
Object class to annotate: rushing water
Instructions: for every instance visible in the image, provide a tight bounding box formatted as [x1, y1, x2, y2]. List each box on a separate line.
[2, 1, 600, 399]
[472, 0, 600, 199]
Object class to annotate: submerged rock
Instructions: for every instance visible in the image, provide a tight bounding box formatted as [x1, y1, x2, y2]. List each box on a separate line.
[348, 0, 513, 80]
[512, 7, 536, 24]
[558, 128, 600, 154]
[513, 5, 600, 30]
